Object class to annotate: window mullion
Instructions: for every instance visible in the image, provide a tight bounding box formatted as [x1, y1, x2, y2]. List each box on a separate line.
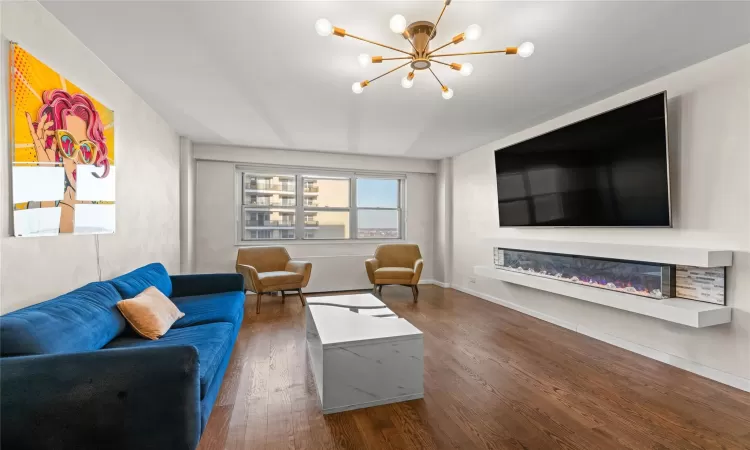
[237, 171, 243, 242]
[351, 175, 357, 240]
[295, 174, 303, 240]
[400, 179, 405, 239]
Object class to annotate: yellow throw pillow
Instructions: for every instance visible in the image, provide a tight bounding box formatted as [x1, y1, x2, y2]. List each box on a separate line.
[117, 286, 185, 340]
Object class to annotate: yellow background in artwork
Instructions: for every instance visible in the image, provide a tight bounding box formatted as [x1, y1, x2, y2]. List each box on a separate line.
[11, 44, 115, 163]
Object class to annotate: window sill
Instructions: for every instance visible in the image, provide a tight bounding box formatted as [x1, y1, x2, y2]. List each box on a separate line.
[234, 239, 406, 246]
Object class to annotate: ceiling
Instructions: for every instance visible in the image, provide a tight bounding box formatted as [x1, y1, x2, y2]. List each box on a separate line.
[43, 1, 750, 159]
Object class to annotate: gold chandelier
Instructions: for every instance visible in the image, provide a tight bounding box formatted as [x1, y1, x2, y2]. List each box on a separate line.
[315, 0, 534, 99]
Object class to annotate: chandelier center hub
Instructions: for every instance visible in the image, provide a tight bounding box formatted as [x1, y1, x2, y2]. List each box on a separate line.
[411, 59, 431, 70]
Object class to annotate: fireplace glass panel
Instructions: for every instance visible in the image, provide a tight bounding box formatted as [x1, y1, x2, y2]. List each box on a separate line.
[493, 248, 674, 299]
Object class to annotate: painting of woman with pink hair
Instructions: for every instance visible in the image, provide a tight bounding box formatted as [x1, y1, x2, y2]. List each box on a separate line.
[11, 44, 115, 236]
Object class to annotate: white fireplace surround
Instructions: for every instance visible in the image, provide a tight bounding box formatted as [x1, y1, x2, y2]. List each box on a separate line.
[475, 238, 732, 328]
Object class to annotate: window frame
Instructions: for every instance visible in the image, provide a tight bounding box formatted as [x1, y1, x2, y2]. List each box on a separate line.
[235, 165, 406, 244]
[354, 176, 403, 240]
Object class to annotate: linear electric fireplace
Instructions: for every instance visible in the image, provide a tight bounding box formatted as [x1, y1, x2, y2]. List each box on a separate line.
[494, 248, 675, 299]
[493, 248, 726, 304]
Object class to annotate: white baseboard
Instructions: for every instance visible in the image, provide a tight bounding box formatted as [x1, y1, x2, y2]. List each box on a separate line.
[456, 285, 577, 331]
[322, 393, 424, 415]
[452, 285, 750, 393]
[420, 279, 451, 288]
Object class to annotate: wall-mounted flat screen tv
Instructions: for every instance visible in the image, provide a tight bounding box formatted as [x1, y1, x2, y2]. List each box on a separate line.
[494, 92, 671, 227]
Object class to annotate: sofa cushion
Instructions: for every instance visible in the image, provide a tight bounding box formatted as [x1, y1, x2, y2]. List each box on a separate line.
[0, 282, 125, 356]
[374, 267, 414, 280]
[200, 346, 233, 432]
[171, 291, 245, 330]
[104, 322, 233, 399]
[117, 287, 186, 340]
[258, 271, 303, 287]
[109, 263, 172, 299]
[170, 273, 244, 298]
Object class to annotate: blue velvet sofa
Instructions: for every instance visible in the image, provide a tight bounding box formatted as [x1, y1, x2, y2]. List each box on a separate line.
[0, 263, 245, 450]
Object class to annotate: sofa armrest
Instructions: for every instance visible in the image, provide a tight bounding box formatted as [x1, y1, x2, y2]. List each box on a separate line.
[365, 258, 380, 284]
[412, 259, 424, 284]
[285, 260, 312, 287]
[236, 264, 261, 293]
[170, 273, 244, 298]
[0, 345, 200, 450]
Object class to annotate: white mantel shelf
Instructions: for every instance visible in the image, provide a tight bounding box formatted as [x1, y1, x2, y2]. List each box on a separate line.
[485, 238, 733, 267]
[474, 266, 731, 328]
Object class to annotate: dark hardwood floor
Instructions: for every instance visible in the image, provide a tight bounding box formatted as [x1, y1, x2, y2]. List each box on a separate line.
[198, 286, 750, 450]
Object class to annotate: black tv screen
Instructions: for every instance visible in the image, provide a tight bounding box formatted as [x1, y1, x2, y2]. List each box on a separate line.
[494, 92, 671, 227]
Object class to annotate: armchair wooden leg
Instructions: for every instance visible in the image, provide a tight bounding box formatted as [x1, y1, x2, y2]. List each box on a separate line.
[281, 291, 286, 304]
[256, 293, 262, 314]
[372, 284, 378, 295]
[297, 289, 306, 306]
[411, 285, 419, 302]
[378, 285, 384, 294]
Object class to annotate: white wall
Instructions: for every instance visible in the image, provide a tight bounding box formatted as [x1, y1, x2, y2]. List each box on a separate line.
[193, 145, 437, 292]
[451, 44, 750, 386]
[0, 2, 180, 313]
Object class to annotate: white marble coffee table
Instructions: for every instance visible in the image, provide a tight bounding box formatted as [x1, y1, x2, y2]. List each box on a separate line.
[306, 294, 424, 414]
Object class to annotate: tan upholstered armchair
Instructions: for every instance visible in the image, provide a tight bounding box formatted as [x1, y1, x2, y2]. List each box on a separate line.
[365, 244, 423, 302]
[236, 247, 312, 314]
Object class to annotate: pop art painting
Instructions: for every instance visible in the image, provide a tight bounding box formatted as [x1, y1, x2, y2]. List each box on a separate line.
[10, 43, 115, 237]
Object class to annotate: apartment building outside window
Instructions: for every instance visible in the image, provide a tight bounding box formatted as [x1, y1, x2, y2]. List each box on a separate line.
[240, 173, 296, 240]
[237, 167, 404, 242]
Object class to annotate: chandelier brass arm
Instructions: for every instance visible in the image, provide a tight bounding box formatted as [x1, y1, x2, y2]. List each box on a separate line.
[431, 59, 477, 76]
[354, 61, 413, 93]
[426, 32, 467, 56]
[425, 2, 450, 50]
[337, 30, 415, 57]
[427, 67, 444, 87]
[402, 31, 420, 54]
[314, 0, 534, 99]
[369, 61, 413, 84]
[430, 59, 452, 67]
[373, 56, 414, 63]
[430, 48, 518, 58]
[428, 67, 454, 99]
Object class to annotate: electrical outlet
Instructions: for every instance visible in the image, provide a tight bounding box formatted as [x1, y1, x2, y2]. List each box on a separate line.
[469, 276, 477, 284]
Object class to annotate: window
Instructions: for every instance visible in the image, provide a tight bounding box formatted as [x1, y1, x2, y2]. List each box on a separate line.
[237, 168, 404, 242]
[240, 174, 296, 240]
[356, 178, 401, 239]
[303, 176, 350, 239]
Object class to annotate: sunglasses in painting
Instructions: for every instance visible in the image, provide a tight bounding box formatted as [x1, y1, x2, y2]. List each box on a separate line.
[55, 130, 99, 164]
